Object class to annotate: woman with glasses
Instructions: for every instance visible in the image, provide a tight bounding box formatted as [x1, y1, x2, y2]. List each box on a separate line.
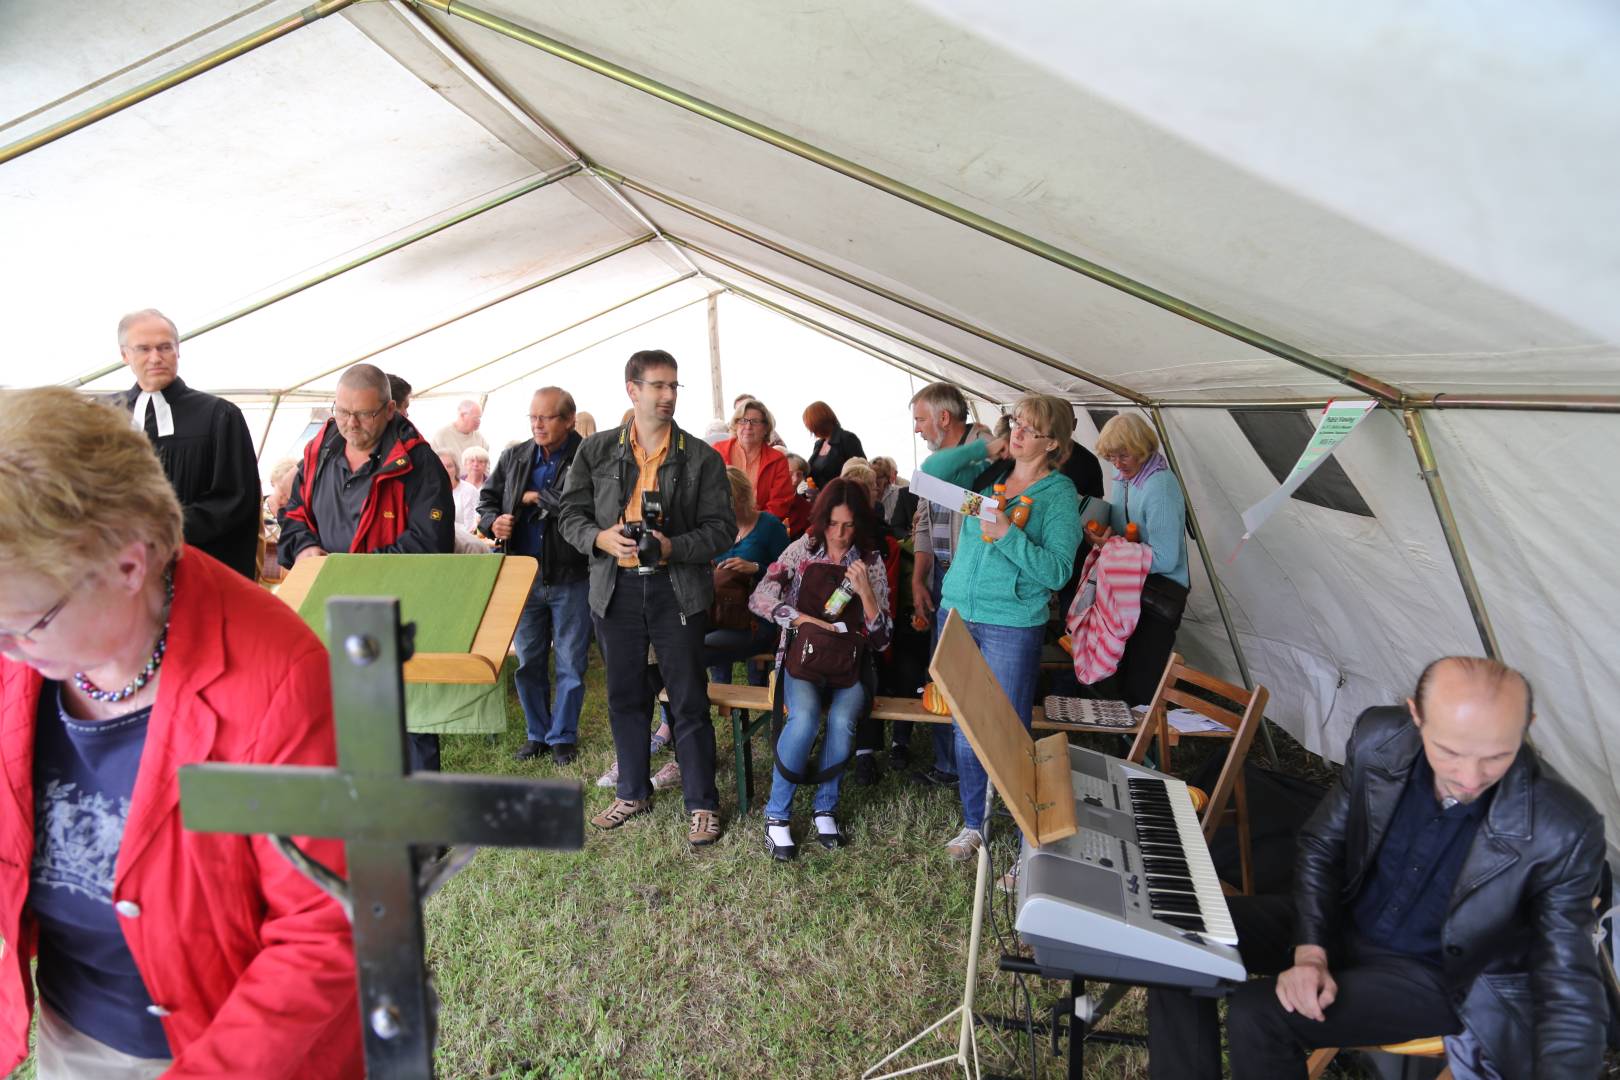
[712, 398, 795, 521]
[917, 394, 1083, 861]
[1090, 413, 1190, 705]
[0, 387, 361, 1078]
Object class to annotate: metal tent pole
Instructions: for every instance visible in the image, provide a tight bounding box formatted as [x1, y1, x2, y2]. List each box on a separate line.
[1150, 406, 1279, 767]
[707, 293, 725, 417]
[1401, 409, 1501, 659]
[0, 0, 358, 166]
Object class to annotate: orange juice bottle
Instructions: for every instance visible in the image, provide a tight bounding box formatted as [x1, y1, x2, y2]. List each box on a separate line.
[1125, 522, 1140, 543]
[985, 483, 1007, 541]
[1007, 495, 1033, 529]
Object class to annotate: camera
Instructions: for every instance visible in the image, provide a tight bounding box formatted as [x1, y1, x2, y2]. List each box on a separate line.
[629, 491, 665, 572]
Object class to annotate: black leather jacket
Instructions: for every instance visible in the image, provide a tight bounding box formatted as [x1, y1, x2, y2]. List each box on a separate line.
[1294, 707, 1606, 1079]
[475, 431, 588, 587]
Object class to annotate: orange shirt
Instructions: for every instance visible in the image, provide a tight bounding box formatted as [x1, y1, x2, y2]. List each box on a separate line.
[728, 441, 764, 490]
[619, 424, 671, 567]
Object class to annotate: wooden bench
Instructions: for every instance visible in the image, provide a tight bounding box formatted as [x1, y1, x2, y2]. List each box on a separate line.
[675, 681, 1151, 812]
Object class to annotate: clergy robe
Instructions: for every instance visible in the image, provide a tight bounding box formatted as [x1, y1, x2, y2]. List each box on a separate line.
[122, 378, 262, 580]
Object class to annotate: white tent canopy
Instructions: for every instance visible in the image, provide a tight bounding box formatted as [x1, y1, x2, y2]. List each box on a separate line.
[3, 1, 1617, 855]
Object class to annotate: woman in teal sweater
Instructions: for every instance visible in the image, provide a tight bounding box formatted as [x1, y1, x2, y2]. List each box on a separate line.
[920, 394, 1083, 859]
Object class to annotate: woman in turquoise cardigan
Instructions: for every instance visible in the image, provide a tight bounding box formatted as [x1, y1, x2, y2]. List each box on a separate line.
[919, 394, 1082, 860]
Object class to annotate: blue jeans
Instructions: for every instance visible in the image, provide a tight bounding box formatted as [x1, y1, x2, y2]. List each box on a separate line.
[955, 620, 1044, 832]
[513, 577, 592, 745]
[766, 670, 865, 819]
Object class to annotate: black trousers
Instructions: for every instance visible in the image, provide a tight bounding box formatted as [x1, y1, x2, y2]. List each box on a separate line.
[1147, 896, 1460, 1080]
[407, 732, 441, 773]
[594, 570, 718, 812]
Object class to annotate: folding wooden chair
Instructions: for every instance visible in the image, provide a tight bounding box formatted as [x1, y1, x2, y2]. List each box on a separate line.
[1126, 652, 1270, 895]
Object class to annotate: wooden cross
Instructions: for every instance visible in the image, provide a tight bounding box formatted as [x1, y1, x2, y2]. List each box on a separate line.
[179, 597, 583, 1078]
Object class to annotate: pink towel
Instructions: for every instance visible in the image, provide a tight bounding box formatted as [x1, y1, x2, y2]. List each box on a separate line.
[1067, 537, 1154, 684]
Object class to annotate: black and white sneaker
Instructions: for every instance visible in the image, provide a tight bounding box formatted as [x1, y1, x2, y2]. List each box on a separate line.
[812, 811, 849, 850]
[765, 818, 797, 861]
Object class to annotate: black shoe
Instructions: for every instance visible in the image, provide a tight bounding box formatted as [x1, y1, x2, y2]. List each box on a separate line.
[852, 753, 879, 786]
[551, 743, 577, 766]
[888, 743, 911, 770]
[912, 766, 959, 788]
[512, 740, 549, 762]
[812, 811, 849, 849]
[765, 818, 797, 862]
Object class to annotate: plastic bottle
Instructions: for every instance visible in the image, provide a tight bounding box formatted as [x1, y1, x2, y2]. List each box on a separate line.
[1085, 519, 1107, 543]
[1125, 522, 1140, 543]
[1007, 495, 1033, 529]
[910, 613, 929, 632]
[823, 580, 855, 618]
[985, 483, 1008, 541]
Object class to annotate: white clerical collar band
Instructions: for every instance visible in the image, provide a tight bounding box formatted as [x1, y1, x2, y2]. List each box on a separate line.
[132, 390, 175, 438]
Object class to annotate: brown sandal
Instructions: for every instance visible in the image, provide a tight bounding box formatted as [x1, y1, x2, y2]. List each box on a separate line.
[688, 809, 722, 847]
[590, 797, 652, 830]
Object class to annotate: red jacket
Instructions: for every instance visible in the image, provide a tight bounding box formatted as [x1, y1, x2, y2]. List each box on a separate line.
[714, 438, 796, 522]
[283, 416, 443, 558]
[0, 548, 362, 1077]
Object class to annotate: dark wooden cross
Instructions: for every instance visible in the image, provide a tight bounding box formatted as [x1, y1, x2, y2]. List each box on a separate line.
[179, 597, 583, 1078]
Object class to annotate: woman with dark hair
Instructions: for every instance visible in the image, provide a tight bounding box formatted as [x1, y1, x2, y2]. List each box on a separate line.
[802, 401, 866, 490]
[748, 478, 891, 860]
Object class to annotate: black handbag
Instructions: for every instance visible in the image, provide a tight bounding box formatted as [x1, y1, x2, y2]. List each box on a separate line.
[783, 561, 866, 690]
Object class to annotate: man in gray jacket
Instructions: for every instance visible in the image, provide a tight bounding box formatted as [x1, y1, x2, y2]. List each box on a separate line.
[558, 350, 735, 846]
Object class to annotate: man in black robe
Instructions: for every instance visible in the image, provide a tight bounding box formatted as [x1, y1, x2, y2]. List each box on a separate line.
[116, 309, 261, 580]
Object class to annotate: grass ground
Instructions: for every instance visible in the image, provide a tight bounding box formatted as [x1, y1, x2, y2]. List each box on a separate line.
[427, 652, 1171, 1078]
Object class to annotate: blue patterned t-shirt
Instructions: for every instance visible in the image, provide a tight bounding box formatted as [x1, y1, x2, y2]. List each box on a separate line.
[29, 682, 170, 1057]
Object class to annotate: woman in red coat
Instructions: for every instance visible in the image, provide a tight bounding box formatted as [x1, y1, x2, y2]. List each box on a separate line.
[712, 397, 795, 523]
[0, 387, 361, 1078]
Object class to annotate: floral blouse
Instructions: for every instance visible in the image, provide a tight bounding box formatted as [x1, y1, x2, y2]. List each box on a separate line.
[748, 533, 893, 668]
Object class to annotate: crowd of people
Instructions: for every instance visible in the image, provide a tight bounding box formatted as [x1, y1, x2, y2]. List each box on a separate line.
[0, 307, 1605, 1078]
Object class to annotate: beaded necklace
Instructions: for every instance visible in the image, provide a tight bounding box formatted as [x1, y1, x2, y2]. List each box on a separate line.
[71, 564, 175, 704]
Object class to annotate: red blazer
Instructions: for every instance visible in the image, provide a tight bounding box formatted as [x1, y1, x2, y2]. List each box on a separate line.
[714, 438, 796, 522]
[0, 548, 362, 1077]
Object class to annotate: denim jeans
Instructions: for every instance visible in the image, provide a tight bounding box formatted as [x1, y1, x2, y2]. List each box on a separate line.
[766, 670, 865, 819]
[954, 619, 1044, 832]
[513, 577, 592, 746]
[704, 618, 777, 686]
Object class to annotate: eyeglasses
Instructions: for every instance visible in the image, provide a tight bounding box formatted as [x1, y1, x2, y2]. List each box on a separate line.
[0, 591, 71, 643]
[333, 405, 388, 423]
[735, 418, 766, 428]
[1008, 418, 1050, 440]
[528, 413, 566, 424]
[124, 342, 177, 357]
[632, 379, 683, 393]
[1101, 451, 1137, 464]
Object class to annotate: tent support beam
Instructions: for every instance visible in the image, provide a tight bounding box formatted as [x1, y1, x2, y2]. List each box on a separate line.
[484, 294, 718, 395]
[414, 272, 698, 394]
[1148, 394, 1620, 413]
[413, 0, 1409, 406]
[278, 234, 655, 393]
[707, 294, 725, 417]
[672, 238, 1029, 395]
[1149, 407, 1279, 768]
[0, 0, 358, 166]
[67, 163, 583, 388]
[716, 280, 1000, 395]
[1401, 409, 1501, 660]
[255, 393, 283, 462]
[594, 166, 1145, 404]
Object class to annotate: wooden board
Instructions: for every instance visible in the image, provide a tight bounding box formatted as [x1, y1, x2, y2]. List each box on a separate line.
[273, 555, 537, 685]
[927, 611, 1076, 846]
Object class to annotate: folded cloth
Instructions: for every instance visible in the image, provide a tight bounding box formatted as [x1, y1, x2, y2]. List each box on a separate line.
[1066, 536, 1154, 684]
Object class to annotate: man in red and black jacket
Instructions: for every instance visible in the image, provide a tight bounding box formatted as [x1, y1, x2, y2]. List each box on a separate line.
[277, 364, 453, 772]
[279, 364, 453, 565]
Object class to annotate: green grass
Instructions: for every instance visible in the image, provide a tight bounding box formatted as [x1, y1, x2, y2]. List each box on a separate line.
[426, 654, 1163, 1078]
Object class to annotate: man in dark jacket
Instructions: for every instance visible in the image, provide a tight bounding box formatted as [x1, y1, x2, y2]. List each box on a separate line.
[1148, 657, 1606, 1080]
[557, 350, 735, 847]
[480, 387, 589, 766]
[278, 363, 452, 773]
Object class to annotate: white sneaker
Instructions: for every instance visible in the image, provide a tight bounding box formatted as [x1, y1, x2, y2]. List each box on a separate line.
[595, 761, 620, 789]
[945, 827, 983, 861]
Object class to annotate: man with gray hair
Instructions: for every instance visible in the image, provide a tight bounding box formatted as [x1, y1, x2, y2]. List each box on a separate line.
[433, 399, 488, 461]
[115, 308, 262, 579]
[479, 387, 591, 766]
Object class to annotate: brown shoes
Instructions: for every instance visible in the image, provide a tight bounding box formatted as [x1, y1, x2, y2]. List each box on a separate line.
[590, 797, 652, 830]
[688, 809, 722, 847]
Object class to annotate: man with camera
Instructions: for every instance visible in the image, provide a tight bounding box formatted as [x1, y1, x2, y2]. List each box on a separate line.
[479, 387, 590, 766]
[558, 350, 736, 846]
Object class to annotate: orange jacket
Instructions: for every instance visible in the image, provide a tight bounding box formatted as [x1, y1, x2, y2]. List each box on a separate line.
[714, 437, 796, 522]
[0, 548, 362, 1077]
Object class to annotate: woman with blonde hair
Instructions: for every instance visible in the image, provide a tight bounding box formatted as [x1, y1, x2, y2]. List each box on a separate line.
[713, 398, 795, 521]
[0, 388, 360, 1076]
[1089, 413, 1189, 705]
[917, 393, 1083, 860]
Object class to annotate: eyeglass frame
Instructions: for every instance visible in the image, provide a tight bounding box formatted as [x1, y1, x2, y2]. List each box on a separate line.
[0, 591, 71, 643]
[332, 404, 390, 423]
[630, 379, 683, 392]
[528, 413, 569, 424]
